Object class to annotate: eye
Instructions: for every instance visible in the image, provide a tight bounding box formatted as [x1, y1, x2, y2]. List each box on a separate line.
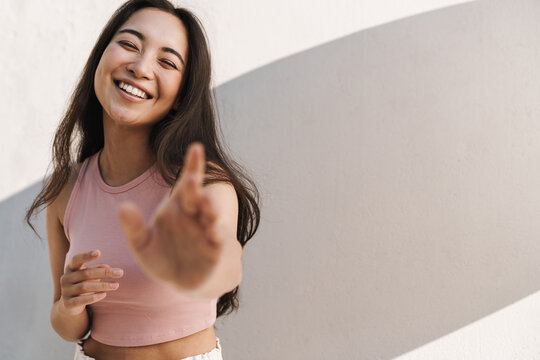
[160, 59, 177, 69]
[118, 41, 138, 50]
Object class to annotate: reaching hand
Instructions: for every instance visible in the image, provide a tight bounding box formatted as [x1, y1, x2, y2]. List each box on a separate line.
[117, 143, 223, 293]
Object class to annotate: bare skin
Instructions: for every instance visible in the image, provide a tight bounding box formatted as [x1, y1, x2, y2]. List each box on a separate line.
[81, 327, 217, 360]
[50, 162, 219, 360]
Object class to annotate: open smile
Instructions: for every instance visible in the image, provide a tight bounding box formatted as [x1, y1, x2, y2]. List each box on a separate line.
[113, 80, 153, 101]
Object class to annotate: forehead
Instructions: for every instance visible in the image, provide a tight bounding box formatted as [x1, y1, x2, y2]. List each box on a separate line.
[117, 8, 188, 54]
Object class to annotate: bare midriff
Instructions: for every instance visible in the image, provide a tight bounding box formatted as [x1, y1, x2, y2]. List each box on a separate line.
[82, 326, 217, 360]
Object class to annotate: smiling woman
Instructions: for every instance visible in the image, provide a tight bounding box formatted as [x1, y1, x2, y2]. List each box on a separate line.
[24, 0, 260, 359]
[94, 8, 187, 128]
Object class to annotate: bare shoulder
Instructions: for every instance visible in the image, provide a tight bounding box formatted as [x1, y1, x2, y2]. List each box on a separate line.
[49, 162, 83, 227]
[204, 160, 237, 205]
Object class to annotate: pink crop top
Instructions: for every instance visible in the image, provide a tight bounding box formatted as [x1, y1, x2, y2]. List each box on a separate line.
[63, 150, 217, 346]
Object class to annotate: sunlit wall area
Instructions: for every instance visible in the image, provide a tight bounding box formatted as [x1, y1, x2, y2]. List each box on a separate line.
[0, 0, 474, 202]
[395, 291, 540, 360]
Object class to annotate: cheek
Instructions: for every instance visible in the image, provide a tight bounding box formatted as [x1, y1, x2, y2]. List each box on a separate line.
[161, 77, 183, 103]
[94, 62, 106, 103]
[95, 46, 124, 82]
[94, 51, 114, 92]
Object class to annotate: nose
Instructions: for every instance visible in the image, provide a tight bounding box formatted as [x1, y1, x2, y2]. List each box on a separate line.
[126, 55, 154, 80]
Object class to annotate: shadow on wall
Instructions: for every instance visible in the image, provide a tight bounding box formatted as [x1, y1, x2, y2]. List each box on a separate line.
[3, 0, 540, 358]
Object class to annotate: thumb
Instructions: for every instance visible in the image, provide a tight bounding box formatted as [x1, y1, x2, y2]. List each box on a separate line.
[118, 202, 150, 252]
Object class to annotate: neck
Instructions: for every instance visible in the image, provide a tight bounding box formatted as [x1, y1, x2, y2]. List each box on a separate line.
[99, 115, 157, 187]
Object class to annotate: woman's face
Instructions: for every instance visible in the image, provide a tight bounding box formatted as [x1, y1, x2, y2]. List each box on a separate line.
[94, 8, 188, 128]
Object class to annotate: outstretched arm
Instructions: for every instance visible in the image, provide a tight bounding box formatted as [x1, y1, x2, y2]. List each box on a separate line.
[118, 143, 241, 299]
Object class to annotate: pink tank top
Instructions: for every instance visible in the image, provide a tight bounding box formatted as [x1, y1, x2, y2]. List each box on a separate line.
[63, 150, 217, 346]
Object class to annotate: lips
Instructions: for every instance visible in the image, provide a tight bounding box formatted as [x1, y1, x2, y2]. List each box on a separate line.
[113, 79, 154, 100]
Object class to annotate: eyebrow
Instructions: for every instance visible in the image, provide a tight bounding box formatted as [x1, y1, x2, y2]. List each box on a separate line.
[118, 28, 185, 66]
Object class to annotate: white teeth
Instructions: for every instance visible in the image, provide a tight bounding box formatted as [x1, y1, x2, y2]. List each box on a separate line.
[118, 81, 148, 99]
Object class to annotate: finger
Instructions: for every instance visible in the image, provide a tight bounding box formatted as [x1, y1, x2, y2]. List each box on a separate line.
[66, 250, 101, 273]
[118, 202, 151, 252]
[64, 279, 120, 297]
[171, 143, 206, 215]
[86, 263, 111, 269]
[85, 264, 111, 283]
[180, 142, 205, 180]
[205, 222, 223, 247]
[177, 143, 205, 213]
[199, 192, 218, 228]
[85, 264, 110, 281]
[86, 264, 110, 269]
[68, 267, 124, 284]
[65, 292, 107, 308]
[174, 210, 220, 249]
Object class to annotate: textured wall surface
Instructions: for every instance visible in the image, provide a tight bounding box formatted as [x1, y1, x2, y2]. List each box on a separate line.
[6, 0, 540, 359]
[1, 0, 471, 202]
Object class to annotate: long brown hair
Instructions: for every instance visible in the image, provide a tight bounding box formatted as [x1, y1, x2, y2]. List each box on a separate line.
[25, 0, 260, 318]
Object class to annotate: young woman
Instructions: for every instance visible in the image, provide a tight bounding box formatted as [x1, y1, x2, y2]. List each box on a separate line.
[25, 0, 260, 359]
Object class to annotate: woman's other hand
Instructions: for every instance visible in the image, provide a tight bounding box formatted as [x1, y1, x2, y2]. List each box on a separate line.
[59, 250, 124, 316]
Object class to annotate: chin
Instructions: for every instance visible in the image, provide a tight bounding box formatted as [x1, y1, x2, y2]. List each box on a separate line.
[105, 108, 141, 126]
[112, 113, 162, 130]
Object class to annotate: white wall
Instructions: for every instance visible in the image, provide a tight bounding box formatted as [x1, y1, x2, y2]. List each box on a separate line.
[6, 0, 540, 359]
[0, 0, 472, 202]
